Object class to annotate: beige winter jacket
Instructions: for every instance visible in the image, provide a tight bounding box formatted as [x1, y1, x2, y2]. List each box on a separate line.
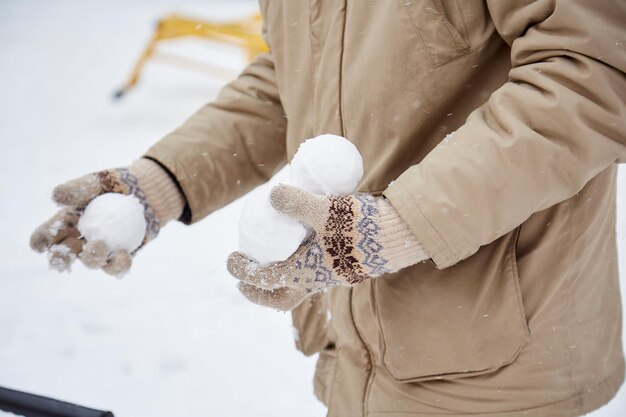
[145, 0, 626, 415]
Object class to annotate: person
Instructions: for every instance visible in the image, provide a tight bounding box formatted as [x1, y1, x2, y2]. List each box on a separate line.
[31, 0, 626, 415]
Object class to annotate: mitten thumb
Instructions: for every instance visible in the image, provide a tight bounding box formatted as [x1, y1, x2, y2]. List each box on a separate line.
[269, 184, 328, 230]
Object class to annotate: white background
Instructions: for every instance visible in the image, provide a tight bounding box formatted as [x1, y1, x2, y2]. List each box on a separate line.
[0, 1, 624, 416]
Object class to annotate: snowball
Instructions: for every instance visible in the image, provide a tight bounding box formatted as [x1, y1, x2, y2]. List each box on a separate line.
[77, 193, 146, 253]
[239, 186, 308, 265]
[290, 134, 364, 196]
[238, 134, 364, 266]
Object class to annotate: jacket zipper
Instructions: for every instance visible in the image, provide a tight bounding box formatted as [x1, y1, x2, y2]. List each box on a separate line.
[348, 284, 377, 417]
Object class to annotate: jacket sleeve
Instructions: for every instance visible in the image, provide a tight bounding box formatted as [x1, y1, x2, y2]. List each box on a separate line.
[383, 0, 626, 268]
[144, 48, 287, 224]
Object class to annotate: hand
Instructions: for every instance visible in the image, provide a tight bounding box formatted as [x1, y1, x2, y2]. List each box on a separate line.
[227, 184, 429, 310]
[30, 159, 184, 277]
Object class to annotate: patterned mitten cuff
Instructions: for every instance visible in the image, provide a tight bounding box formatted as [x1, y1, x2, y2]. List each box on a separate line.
[263, 185, 429, 284]
[128, 158, 185, 225]
[373, 197, 430, 273]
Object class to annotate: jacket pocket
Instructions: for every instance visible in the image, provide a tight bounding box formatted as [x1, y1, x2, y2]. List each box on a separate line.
[374, 227, 529, 382]
[398, 0, 471, 67]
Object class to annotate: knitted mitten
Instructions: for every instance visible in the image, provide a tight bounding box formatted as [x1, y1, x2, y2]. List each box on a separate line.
[30, 158, 185, 277]
[227, 184, 429, 310]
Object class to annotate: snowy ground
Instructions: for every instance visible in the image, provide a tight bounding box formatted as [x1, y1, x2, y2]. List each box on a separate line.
[0, 1, 624, 416]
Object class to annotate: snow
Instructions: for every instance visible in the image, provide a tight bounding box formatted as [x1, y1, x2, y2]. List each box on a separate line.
[239, 185, 307, 265]
[0, 1, 624, 417]
[78, 194, 147, 253]
[290, 134, 364, 196]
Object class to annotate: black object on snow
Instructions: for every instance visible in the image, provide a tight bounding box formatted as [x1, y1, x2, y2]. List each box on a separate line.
[0, 386, 114, 417]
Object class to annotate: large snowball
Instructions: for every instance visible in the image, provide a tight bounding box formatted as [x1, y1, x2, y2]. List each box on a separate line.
[290, 134, 364, 196]
[239, 186, 308, 265]
[78, 193, 147, 253]
[238, 134, 364, 265]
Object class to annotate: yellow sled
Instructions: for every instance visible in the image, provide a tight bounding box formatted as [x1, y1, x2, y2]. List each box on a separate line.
[114, 13, 267, 98]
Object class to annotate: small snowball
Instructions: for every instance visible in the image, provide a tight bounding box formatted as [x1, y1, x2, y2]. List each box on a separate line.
[78, 193, 146, 253]
[290, 134, 364, 196]
[239, 186, 308, 265]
